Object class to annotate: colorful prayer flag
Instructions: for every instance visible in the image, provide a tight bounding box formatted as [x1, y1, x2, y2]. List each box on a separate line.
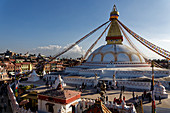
[15, 80, 19, 97]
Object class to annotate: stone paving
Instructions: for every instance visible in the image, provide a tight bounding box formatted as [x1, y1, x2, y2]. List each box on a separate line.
[5, 81, 169, 113]
[65, 84, 170, 109]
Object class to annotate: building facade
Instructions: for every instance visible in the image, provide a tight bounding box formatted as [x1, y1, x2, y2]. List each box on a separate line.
[38, 89, 81, 113]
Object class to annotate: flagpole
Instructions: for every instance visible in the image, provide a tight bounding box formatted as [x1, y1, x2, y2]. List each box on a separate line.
[14, 54, 18, 97]
[151, 60, 155, 113]
[14, 54, 16, 82]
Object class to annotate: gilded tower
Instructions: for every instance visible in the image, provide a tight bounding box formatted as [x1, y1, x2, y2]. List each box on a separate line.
[106, 5, 123, 45]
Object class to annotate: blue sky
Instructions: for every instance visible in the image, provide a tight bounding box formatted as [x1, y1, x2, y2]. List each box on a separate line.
[0, 0, 170, 59]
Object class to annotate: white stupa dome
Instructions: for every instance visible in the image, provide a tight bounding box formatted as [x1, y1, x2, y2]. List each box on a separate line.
[87, 44, 145, 63]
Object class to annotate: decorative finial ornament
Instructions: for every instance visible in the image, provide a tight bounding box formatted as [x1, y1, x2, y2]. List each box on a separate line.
[110, 5, 119, 20]
[113, 5, 117, 11]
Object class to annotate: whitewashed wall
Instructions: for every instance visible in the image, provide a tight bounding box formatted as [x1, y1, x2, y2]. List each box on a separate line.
[64, 78, 95, 86]
[117, 81, 151, 90]
[38, 98, 81, 113]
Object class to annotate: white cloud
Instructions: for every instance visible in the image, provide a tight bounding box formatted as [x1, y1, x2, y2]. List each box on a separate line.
[30, 44, 85, 58]
[160, 39, 170, 42]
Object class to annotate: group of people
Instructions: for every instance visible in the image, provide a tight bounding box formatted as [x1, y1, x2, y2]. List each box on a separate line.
[113, 96, 126, 104]
[132, 90, 148, 102]
[76, 82, 87, 92]
[132, 90, 162, 104]
[44, 76, 57, 88]
[120, 86, 125, 93]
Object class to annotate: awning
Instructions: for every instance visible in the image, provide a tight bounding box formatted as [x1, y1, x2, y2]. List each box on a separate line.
[45, 103, 55, 106]
[71, 102, 78, 106]
[19, 100, 29, 105]
[21, 94, 28, 98]
[21, 94, 37, 99]
[25, 95, 37, 99]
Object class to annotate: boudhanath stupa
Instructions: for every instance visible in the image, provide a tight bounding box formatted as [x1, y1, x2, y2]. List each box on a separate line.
[39, 5, 169, 90]
[64, 5, 169, 81]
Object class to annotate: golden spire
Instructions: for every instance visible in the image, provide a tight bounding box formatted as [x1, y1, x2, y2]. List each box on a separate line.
[106, 5, 123, 45]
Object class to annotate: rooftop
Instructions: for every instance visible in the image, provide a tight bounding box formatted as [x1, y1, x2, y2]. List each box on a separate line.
[39, 89, 81, 100]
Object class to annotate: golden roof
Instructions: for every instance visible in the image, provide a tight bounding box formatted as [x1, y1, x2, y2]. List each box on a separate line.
[107, 20, 122, 37]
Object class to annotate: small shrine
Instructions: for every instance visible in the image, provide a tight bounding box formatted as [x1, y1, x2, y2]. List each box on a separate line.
[27, 70, 40, 82]
[112, 74, 117, 89]
[93, 73, 98, 87]
[154, 81, 168, 99]
[53, 75, 66, 89]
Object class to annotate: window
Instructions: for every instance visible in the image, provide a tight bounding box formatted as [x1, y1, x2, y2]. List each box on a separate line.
[45, 103, 54, 113]
[48, 104, 54, 113]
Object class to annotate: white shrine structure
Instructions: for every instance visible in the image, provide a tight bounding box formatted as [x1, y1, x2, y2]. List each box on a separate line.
[112, 74, 117, 89]
[154, 81, 168, 99]
[27, 70, 40, 82]
[53, 74, 66, 89]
